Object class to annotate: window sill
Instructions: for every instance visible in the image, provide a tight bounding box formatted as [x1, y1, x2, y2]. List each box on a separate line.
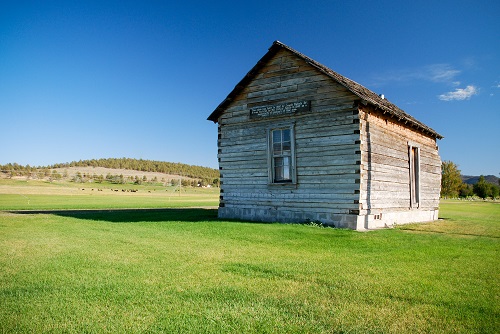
[268, 182, 297, 190]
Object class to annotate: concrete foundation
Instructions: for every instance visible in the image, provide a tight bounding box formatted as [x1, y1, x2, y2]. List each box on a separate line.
[218, 206, 439, 231]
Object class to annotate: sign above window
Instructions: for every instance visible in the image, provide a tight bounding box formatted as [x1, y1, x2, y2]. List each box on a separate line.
[250, 100, 311, 119]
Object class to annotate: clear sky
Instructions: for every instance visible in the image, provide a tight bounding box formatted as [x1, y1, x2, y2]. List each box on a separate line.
[1, 0, 499, 176]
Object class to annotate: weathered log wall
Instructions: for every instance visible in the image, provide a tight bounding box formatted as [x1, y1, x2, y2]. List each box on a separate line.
[357, 106, 441, 228]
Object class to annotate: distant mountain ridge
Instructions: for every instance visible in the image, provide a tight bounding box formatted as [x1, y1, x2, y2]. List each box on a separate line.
[462, 175, 499, 185]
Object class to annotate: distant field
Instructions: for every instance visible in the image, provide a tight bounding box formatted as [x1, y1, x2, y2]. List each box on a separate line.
[0, 179, 219, 210]
[0, 192, 498, 333]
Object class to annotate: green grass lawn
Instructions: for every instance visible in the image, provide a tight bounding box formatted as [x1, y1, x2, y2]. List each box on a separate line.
[0, 195, 498, 333]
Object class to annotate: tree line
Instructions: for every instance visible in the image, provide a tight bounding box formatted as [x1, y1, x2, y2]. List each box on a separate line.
[49, 158, 219, 180]
[0, 158, 220, 185]
[441, 161, 499, 199]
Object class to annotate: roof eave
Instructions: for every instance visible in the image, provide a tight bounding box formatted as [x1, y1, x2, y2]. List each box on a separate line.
[361, 100, 443, 139]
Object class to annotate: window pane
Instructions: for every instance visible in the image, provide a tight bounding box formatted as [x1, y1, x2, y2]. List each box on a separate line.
[273, 143, 282, 155]
[274, 157, 283, 181]
[283, 168, 290, 180]
[274, 166, 284, 181]
[272, 130, 281, 144]
[283, 157, 290, 180]
[282, 141, 291, 153]
[282, 129, 290, 142]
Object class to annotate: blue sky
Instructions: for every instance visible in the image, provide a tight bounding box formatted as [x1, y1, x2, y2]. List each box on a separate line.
[1, 0, 499, 176]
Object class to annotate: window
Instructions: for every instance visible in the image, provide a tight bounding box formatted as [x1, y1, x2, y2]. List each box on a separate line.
[409, 144, 420, 208]
[269, 125, 296, 184]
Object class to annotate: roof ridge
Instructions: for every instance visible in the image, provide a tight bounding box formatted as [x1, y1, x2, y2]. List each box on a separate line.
[208, 41, 442, 139]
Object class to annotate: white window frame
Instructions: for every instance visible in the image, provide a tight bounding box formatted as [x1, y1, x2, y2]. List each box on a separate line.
[408, 142, 420, 208]
[268, 123, 296, 185]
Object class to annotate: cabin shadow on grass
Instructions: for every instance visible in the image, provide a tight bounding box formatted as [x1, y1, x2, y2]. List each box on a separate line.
[10, 208, 219, 223]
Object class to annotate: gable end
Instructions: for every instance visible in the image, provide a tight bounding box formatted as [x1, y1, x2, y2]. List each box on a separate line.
[208, 41, 442, 140]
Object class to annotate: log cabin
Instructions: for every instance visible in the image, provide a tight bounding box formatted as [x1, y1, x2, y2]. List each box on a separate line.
[208, 41, 443, 230]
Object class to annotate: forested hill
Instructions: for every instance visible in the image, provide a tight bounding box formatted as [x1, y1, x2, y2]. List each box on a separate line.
[2, 158, 219, 180]
[462, 175, 499, 186]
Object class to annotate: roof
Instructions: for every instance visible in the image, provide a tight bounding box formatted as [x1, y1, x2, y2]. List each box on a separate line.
[208, 41, 443, 139]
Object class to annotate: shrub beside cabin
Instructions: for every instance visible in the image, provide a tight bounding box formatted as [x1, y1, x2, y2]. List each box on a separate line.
[208, 41, 442, 230]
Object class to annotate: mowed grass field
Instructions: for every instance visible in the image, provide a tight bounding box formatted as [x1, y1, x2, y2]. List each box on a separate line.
[0, 179, 219, 210]
[0, 179, 499, 333]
